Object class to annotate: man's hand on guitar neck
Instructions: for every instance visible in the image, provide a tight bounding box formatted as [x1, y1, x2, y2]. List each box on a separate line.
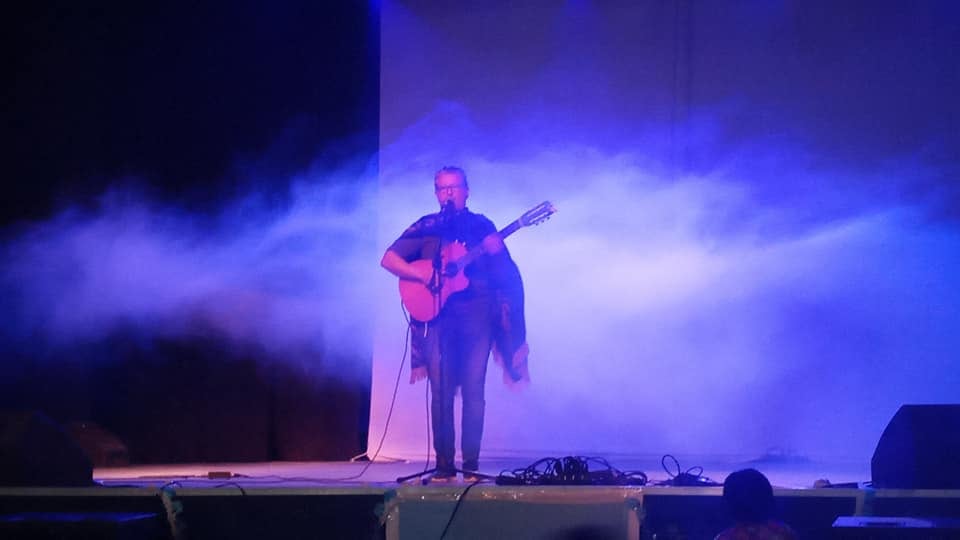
[482, 233, 505, 255]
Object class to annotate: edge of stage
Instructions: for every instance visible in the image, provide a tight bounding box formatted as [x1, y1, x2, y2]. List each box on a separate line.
[2, 457, 960, 539]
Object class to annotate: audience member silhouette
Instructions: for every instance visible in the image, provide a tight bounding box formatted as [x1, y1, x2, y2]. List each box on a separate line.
[715, 468, 798, 540]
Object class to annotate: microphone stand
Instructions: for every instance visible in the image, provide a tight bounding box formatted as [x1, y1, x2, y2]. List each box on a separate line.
[428, 200, 454, 318]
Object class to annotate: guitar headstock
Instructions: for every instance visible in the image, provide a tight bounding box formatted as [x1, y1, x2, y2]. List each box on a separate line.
[493, 200, 556, 242]
[519, 201, 557, 227]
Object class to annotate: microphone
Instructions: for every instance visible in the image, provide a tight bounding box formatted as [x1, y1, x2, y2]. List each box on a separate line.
[439, 200, 455, 225]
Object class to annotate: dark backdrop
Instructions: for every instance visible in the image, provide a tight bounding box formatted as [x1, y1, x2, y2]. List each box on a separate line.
[3, 2, 378, 462]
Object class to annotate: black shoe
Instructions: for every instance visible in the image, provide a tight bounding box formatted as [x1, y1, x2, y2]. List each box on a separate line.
[461, 460, 481, 483]
[430, 469, 457, 483]
[461, 471, 484, 483]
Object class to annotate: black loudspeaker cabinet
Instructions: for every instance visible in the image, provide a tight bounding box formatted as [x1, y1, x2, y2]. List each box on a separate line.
[0, 410, 93, 486]
[871, 404, 960, 489]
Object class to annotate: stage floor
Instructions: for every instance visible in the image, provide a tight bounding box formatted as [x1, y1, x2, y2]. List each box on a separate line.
[91, 454, 872, 490]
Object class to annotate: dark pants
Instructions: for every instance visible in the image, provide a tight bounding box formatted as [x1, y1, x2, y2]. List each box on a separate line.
[427, 294, 494, 471]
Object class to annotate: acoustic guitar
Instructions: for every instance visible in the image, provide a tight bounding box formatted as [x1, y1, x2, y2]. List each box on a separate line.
[399, 201, 556, 322]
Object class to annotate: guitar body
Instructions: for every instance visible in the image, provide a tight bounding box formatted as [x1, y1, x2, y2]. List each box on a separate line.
[399, 241, 469, 322]
[396, 201, 555, 322]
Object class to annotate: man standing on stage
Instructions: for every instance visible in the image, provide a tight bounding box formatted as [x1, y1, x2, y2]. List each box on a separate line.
[381, 166, 528, 481]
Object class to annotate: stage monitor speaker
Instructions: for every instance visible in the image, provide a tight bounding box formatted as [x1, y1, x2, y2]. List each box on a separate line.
[871, 404, 960, 489]
[0, 410, 93, 486]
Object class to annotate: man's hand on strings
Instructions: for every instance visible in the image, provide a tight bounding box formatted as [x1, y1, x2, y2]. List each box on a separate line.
[381, 249, 434, 285]
[414, 265, 434, 285]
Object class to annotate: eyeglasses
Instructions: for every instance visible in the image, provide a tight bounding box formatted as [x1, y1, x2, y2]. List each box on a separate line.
[434, 184, 466, 193]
